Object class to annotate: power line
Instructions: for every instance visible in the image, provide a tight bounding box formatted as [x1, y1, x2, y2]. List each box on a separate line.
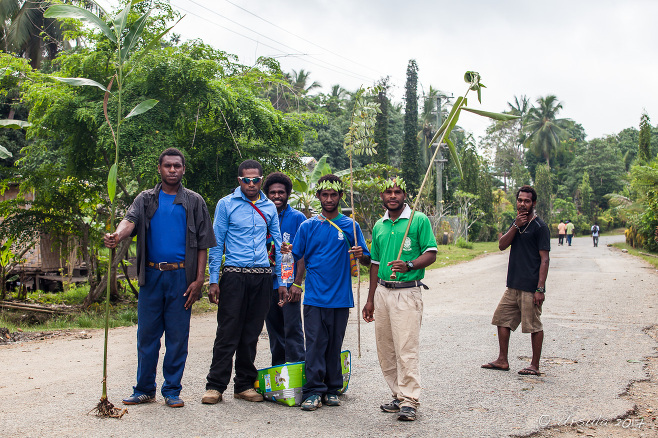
[180, 0, 376, 84]
[173, 3, 374, 83]
[223, 0, 385, 78]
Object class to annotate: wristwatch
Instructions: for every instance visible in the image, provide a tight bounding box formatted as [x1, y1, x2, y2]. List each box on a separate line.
[536, 286, 546, 294]
[405, 260, 414, 271]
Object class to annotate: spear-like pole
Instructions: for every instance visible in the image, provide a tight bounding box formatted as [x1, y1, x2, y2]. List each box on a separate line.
[390, 76, 474, 279]
[390, 71, 519, 279]
[344, 87, 380, 357]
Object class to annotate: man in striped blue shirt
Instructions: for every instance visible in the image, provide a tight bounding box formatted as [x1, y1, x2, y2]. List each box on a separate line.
[202, 160, 287, 405]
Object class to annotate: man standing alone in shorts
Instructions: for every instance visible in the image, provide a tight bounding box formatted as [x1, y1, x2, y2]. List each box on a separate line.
[482, 186, 550, 376]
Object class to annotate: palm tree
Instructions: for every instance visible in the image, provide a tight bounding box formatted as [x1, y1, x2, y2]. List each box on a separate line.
[290, 69, 321, 95]
[524, 95, 570, 168]
[0, 0, 99, 69]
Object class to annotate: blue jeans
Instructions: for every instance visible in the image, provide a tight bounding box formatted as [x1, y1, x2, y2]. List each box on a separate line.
[302, 305, 349, 399]
[265, 287, 305, 366]
[566, 234, 573, 246]
[134, 267, 190, 397]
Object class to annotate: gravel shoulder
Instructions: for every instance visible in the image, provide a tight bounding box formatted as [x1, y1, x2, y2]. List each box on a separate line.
[1, 234, 656, 438]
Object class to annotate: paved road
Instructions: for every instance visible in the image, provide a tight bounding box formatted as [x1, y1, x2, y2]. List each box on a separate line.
[1, 234, 657, 437]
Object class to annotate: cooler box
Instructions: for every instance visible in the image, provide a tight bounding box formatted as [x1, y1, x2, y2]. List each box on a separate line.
[255, 350, 351, 407]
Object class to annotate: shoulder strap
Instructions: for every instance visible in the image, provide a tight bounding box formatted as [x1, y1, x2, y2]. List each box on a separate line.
[319, 215, 354, 248]
[248, 201, 271, 238]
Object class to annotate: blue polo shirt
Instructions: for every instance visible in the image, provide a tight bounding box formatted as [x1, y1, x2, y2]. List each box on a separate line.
[292, 214, 370, 308]
[147, 191, 186, 263]
[273, 204, 307, 289]
[208, 187, 283, 284]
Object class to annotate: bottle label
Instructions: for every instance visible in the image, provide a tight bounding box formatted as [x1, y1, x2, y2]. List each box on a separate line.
[281, 262, 294, 283]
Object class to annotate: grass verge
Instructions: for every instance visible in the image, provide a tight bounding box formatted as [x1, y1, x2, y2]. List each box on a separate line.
[611, 242, 658, 269]
[428, 241, 500, 270]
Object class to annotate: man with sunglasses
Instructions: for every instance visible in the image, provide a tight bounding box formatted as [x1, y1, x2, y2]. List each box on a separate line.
[103, 148, 216, 408]
[203, 160, 287, 405]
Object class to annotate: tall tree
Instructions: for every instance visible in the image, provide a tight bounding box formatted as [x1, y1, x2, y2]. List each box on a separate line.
[373, 76, 390, 165]
[638, 112, 652, 163]
[534, 163, 552, 224]
[524, 95, 571, 168]
[401, 59, 420, 193]
[578, 171, 594, 220]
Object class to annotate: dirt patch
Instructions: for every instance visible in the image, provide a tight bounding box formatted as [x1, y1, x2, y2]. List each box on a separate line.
[527, 326, 658, 438]
[0, 327, 93, 344]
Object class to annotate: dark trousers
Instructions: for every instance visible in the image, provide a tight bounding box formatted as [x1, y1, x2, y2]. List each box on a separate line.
[206, 271, 271, 393]
[135, 267, 190, 397]
[567, 234, 573, 246]
[593, 236, 599, 247]
[558, 234, 565, 245]
[265, 287, 305, 366]
[302, 305, 349, 399]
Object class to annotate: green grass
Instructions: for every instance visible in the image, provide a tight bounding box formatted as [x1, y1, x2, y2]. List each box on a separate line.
[428, 241, 500, 269]
[611, 242, 658, 269]
[0, 303, 138, 332]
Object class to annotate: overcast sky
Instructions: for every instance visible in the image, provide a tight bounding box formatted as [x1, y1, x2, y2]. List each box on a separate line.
[103, 0, 658, 141]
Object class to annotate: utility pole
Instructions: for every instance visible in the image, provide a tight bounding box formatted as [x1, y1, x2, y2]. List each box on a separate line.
[433, 95, 450, 214]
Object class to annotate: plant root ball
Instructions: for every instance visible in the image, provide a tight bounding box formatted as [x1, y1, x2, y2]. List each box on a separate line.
[90, 397, 127, 418]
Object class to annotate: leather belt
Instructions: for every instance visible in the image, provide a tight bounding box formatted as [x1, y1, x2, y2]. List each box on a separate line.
[378, 278, 428, 290]
[223, 266, 272, 275]
[147, 261, 185, 271]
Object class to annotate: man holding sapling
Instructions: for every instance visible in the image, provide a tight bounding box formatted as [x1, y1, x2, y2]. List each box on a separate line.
[202, 160, 288, 405]
[482, 185, 550, 376]
[292, 174, 370, 411]
[362, 177, 437, 422]
[104, 147, 216, 408]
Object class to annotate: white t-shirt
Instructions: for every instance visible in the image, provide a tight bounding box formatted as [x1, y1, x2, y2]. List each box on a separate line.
[591, 225, 599, 236]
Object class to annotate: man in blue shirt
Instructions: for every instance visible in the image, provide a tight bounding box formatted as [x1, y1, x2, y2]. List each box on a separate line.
[263, 172, 307, 366]
[292, 174, 370, 411]
[104, 148, 216, 408]
[202, 160, 287, 405]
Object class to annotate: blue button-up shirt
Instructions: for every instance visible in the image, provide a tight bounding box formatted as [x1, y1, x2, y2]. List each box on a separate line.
[209, 187, 283, 284]
[272, 204, 307, 289]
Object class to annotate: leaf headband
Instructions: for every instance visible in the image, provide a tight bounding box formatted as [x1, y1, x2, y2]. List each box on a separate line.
[379, 177, 407, 193]
[316, 180, 344, 193]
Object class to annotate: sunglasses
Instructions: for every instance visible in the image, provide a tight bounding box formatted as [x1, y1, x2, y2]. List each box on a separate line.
[238, 177, 262, 184]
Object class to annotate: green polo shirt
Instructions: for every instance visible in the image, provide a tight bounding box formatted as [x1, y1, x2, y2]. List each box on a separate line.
[371, 204, 438, 282]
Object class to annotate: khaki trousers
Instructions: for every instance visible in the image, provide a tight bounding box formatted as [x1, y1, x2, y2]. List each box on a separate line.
[374, 284, 423, 408]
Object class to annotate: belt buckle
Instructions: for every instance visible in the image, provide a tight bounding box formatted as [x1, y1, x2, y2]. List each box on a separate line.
[158, 262, 167, 271]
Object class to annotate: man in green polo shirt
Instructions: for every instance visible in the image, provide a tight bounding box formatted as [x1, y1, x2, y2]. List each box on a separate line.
[362, 177, 437, 422]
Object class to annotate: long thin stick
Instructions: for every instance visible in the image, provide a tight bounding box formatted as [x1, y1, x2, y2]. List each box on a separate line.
[348, 151, 361, 358]
[391, 84, 473, 278]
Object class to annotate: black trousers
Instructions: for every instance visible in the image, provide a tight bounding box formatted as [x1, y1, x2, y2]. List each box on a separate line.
[302, 305, 349, 399]
[206, 271, 271, 393]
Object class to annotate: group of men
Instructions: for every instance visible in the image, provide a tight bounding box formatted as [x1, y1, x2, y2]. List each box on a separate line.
[557, 219, 601, 247]
[104, 147, 551, 422]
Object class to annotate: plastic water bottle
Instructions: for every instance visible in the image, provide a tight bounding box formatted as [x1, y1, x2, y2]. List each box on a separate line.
[281, 243, 294, 286]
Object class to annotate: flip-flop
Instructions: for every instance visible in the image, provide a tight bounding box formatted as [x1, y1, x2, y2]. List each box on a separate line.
[481, 362, 509, 371]
[518, 367, 540, 375]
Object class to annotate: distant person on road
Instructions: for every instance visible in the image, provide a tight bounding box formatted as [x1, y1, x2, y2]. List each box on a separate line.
[591, 223, 600, 247]
[292, 174, 370, 411]
[103, 147, 216, 408]
[482, 185, 550, 376]
[557, 220, 566, 246]
[263, 172, 306, 366]
[565, 220, 575, 246]
[362, 177, 437, 422]
[202, 160, 287, 405]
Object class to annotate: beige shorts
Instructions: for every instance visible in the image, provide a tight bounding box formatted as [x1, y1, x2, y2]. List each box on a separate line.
[491, 288, 543, 333]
